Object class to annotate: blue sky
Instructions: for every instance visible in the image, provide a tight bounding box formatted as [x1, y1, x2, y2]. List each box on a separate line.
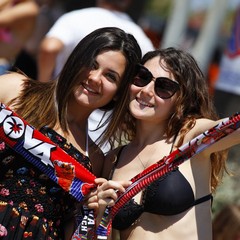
[191, 0, 240, 10]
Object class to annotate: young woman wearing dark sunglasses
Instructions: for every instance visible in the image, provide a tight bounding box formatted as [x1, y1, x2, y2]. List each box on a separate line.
[91, 47, 240, 240]
[133, 63, 180, 99]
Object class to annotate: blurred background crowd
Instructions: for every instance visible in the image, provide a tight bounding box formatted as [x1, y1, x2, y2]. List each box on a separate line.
[0, 0, 240, 235]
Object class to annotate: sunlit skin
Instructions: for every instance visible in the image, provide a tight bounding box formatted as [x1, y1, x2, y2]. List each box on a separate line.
[93, 55, 240, 240]
[111, 57, 212, 240]
[0, 0, 39, 63]
[65, 50, 127, 146]
[0, 50, 127, 167]
[129, 57, 178, 126]
[111, 57, 199, 240]
[0, 25, 143, 239]
[71, 50, 126, 112]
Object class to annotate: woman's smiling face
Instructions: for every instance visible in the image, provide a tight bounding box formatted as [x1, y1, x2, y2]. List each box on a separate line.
[73, 50, 127, 110]
[129, 56, 178, 124]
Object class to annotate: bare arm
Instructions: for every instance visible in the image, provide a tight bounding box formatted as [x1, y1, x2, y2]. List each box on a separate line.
[0, 0, 39, 27]
[0, 72, 26, 105]
[0, 0, 12, 10]
[186, 118, 240, 158]
[37, 37, 64, 82]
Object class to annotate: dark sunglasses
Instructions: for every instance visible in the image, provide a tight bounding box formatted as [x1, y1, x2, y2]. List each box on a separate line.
[133, 64, 180, 99]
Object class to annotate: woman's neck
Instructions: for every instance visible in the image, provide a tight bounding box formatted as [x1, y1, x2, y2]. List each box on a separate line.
[67, 97, 92, 126]
[66, 121, 89, 155]
[55, 99, 92, 154]
[134, 120, 168, 147]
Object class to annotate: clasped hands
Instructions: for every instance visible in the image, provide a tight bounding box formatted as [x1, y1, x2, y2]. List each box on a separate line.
[84, 178, 132, 226]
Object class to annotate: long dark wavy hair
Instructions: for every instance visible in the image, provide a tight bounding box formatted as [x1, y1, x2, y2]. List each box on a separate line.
[9, 27, 142, 149]
[124, 47, 228, 191]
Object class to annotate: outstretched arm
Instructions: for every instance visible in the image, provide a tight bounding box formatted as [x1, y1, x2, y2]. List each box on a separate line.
[0, 0, 39, 27]
[37, 37, 64, 82]
[188, 117, 240, 158]
[0, 72, 26, 105]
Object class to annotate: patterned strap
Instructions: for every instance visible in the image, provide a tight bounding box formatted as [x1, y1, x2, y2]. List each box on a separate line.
[96, 112, 240, 239]
[0, 103, 96, 202]
[2, 102, 238, 239]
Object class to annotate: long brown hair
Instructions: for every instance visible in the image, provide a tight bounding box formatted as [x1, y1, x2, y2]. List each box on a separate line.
[10, 27, 142, 150]
[9, 78, 57, 130]
[125, 47, 228, 191]
[56, 27, 141, 148]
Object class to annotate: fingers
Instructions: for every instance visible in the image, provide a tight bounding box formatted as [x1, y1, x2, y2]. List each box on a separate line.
[84, 178, 107, 202]
[97, 180, 131, 206]
[83, 178, 112, 211]
[87, 179, 132, 227]
[85, 190, 99, 211]
[117, 180, 132, 189]
[85, 179, 132, 209]
[95, 180, 132, 226]
[94, 178, 108, 185]
[98, 179, 132, 193]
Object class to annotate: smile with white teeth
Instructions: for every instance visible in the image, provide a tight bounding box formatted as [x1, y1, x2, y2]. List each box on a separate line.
[82, 83, 98, 94]
[137, 98, 153, 107]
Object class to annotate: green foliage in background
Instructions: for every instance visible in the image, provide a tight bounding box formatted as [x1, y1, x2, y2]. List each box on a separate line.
[213, 146, 240, 217]
[145, 0, 173, 19]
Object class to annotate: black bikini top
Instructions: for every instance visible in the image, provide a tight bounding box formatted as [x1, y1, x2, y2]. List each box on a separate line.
[110, 145, 212, 231]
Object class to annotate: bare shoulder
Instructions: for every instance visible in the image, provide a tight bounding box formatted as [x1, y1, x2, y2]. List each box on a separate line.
[194, 118, 216, 132]
[184, 117, 240, 156]
[184, 118, 217, 140]
[194, 117, 240, 154]
[0, 72, 28, 105]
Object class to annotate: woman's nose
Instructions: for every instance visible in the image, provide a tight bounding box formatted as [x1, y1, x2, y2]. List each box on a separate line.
[141, 81, 155, 96]
[89, 69, 102, 83]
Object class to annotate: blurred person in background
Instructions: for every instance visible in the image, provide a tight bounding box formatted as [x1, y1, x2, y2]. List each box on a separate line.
[0, 0, 39, 75]
[213, 204, 240, 240]
[213, 6, 240, 168]
[12, 0, 65, 79]
[214, 6, 240, 118]
[38, 0, 154, 153]
[38, 0, 154, 82]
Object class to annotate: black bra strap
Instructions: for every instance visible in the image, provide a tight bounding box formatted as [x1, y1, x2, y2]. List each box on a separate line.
[194, 194, 212, 206]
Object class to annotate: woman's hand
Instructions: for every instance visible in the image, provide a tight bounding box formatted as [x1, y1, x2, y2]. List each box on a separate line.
[84, 178, 107, 212]
[96, 179, 131, 226]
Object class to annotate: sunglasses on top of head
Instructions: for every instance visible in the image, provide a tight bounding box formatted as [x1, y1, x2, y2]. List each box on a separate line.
[133, 64, 180, 99]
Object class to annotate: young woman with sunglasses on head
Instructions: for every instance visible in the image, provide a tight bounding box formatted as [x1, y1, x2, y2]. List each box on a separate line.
[92, 47, 240, 240]
[0, 27, 141, 239]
